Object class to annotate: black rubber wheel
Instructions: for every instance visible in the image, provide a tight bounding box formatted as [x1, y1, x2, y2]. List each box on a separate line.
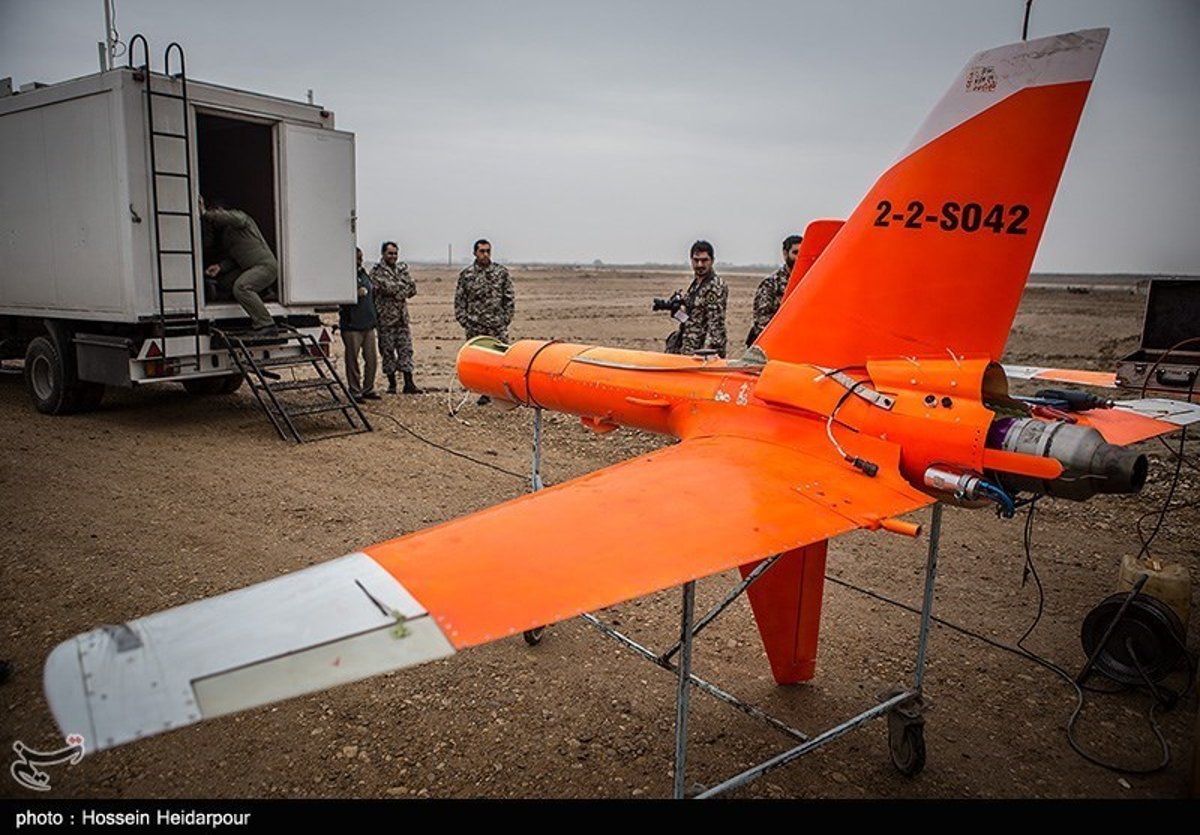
[523, 626, 546, 646]
[183, 375, 242, 396]
[887, 710, 926, 777]
[23, 335, 102, 415]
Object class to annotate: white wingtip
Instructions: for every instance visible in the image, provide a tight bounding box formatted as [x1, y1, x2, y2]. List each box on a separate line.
[41, 553, 457, 753]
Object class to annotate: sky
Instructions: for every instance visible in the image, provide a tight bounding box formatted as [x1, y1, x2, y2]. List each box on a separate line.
[2, 0, 1197, 272]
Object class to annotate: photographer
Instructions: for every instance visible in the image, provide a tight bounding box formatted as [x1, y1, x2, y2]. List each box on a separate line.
[658, 240, 728, 357]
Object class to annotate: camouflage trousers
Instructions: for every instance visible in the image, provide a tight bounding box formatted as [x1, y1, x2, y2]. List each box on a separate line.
[377, 321, 414, 375]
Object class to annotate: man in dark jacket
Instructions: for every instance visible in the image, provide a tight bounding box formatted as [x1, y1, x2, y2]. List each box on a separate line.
[339, 248, 380, 401]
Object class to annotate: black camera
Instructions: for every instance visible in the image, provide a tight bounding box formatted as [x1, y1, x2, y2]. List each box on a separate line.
[652, 290, 685, 314]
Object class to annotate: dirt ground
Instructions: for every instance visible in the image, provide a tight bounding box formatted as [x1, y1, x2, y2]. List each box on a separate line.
[1, 266, 1197, 800]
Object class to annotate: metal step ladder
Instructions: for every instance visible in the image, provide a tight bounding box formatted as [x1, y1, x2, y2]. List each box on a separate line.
[129, 35, 201, 370]
[213, 325, 372, 443]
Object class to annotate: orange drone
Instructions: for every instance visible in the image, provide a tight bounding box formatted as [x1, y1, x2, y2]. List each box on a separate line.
[42, 27, 1197, 793]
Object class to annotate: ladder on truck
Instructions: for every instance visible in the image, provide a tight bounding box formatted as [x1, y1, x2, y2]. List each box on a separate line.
[213, 325, 372, 443]
[129, 35, 202, 370]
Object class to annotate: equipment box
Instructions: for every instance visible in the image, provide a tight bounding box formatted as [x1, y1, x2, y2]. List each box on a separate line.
[1115, 277, 1200, 395]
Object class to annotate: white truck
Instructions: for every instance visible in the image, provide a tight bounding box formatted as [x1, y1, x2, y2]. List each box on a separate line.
[0, 42, 357, 414]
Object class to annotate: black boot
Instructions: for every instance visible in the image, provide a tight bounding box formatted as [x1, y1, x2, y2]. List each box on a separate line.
[386, 373, 397, 394]
[402, 371, 422, 394]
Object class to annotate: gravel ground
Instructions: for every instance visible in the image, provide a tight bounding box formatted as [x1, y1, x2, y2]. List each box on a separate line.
[1, 267, 1196, 799]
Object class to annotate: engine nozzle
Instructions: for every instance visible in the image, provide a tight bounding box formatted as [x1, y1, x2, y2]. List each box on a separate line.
[986, 418, 1147, 500]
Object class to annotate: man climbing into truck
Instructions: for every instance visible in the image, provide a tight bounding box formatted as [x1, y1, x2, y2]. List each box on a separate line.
[200, 196, 279, 335]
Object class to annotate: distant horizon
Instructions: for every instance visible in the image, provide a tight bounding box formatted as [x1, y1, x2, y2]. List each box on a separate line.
[398, 259, 1198, 279]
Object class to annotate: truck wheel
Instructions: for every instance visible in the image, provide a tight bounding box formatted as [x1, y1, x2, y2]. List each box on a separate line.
[24, 336, 101, 415]
[183, 375, 242, 395]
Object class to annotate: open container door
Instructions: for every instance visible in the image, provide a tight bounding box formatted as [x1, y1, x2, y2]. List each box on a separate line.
[278, 124, 356, 305]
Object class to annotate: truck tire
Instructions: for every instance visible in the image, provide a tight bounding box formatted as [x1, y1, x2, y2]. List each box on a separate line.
[24, 336, 103, 415]
[183, 375, 244, 396]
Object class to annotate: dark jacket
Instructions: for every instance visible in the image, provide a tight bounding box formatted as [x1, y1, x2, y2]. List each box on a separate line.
[339, 267, 378, 331]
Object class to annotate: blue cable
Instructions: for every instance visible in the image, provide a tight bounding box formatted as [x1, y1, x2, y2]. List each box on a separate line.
[978, 479, 1016, 518]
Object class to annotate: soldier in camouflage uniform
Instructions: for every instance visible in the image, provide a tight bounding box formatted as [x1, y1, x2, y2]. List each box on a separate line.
[455, 239, 514, 341]
[745, 234, 803, 347]
[667, 240, 728, 358]
[369, 241, 421, 394]
[455, 239, 514, 404]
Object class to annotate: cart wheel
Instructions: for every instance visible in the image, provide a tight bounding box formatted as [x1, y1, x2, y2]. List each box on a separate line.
[887, 710, 926, 777]
[522, 626, 546, 646]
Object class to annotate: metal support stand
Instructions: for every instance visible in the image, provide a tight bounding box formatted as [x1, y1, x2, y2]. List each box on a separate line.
[522, 408, 548, 646]
[697, 502, 942, 796]
[661, 555, 781, 665]
[523, 415, 944, 798]
[531, 407, 545, 492]
[673, 582, 696, 799]
[914, 501, 943, 692]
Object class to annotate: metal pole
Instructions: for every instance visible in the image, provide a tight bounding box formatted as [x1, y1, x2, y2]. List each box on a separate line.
[673, 581, 696, 799]
[580, 613, 807, 741]
[102, 0, 115, 70]
[661, 555, 779, 663]
[913, 502, 942, 692]
[696, 690, 914, 798]
[531, 407, 544, 491]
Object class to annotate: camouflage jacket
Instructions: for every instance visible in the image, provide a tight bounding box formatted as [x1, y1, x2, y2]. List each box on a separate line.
[746, 265, 790, 345]
[369, 261, 416, 327]
[455, 262, 514, 338]
[678, 271, 728, 357]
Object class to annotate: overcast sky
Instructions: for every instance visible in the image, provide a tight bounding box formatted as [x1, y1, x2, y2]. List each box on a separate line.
[2, 1, 1197, 272]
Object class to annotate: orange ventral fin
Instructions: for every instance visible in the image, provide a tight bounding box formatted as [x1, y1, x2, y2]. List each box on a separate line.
[757, 29, 1108, 368]
[740, 542, 828, 684]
